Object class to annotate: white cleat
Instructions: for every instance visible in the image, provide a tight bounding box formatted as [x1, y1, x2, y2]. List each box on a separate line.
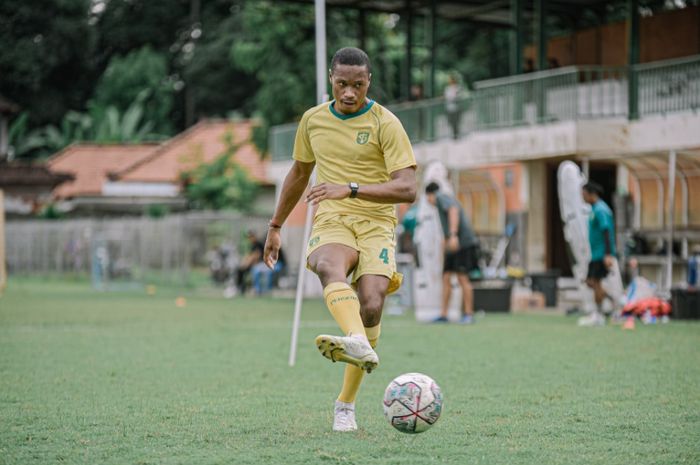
[315, 334, 379, 373]
[333, 401, 357, 432]
[577, 312, 605, 327]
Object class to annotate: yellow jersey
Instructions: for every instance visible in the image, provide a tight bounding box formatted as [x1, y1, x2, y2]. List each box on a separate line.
[292, 99, 416, 224]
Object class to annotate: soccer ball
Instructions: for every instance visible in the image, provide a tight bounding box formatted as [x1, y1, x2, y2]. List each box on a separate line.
[383, 372, 443, 433]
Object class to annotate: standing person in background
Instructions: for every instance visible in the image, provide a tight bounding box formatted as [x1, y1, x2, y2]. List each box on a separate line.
[444, 74, 462, 140]
[425, 182, 479, 324]
[262, 47, 416, 432]
[579, 181, 617, 326]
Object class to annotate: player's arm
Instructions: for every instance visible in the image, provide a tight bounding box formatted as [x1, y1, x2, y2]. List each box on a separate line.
[264, 160, 315, 269]
[305, 166, 417, 205]
[602, 221, 614, 267]
[446, 205, 460, 252]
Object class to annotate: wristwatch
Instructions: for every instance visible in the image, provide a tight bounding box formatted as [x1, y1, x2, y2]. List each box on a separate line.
[349, 182, 359, 199]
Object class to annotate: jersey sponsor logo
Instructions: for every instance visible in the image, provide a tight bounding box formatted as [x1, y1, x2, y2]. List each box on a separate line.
[309, 236, 320, 248]
[356, 131, 370, 145]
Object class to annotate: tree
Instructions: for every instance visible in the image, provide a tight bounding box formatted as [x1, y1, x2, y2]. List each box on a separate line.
[91, 46, 175, 135]
[180, 1, 258, 120]
[0, 0, 96, 127]
[8, 91, 162, 159]
[92, 0, 189, 67]
[231, 3, 317, 126]
[182, 134, 258, 211]
[230, 2, 396, 152]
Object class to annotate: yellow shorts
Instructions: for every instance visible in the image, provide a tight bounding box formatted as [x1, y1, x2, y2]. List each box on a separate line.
[306, 213, 403, 294]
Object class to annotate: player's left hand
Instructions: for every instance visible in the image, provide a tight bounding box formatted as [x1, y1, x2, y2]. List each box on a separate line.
[604, 255, 614, 269]
[305, 183, 351, 205]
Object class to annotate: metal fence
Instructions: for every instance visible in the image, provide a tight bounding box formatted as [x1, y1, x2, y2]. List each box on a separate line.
[637, 55, 700, 116]
[473, 65, 628, 128]
[270, 122, 299, 162]
[5, 212, 272, 286]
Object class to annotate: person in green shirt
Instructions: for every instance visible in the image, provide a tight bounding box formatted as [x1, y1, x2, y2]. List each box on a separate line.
[581, 181, 617, 326]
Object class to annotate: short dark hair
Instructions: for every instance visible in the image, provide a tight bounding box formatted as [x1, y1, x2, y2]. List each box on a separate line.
[425, 182, 440, 194]
[330, 47, 371, 74]
[583, 181, 603, 196]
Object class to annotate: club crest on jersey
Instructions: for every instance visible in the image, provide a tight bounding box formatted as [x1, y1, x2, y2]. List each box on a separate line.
[356, 131, 370, 145]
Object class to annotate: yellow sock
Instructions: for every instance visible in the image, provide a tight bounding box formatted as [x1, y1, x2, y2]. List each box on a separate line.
[324, 282, 365, 337]
[364, 324, 381, 348]
[337, 324, 381, 403]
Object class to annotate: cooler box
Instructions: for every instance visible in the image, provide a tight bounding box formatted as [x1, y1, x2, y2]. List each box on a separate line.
[530, 270, 561, 307]
[473, 280, 513, 312]
[671, 288, 700, 320]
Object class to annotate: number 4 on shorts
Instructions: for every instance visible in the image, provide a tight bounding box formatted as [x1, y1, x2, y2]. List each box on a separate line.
[379, 248, 389, 264]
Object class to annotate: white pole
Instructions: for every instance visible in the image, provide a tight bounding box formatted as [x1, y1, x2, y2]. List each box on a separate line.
[315, 0, 328, 105]
[665, 150, 676, 295]
[289, 0, 326, 367]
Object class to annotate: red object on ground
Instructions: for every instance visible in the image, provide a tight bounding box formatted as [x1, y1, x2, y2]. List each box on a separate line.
[622, 297, 671, 317]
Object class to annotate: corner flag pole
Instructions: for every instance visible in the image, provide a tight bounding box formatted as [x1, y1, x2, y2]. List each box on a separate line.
[289, 0, 327, 367]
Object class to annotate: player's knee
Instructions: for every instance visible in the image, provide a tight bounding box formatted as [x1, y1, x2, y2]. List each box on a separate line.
[312, 259, 344, 284]
[360, 298, 384, 326]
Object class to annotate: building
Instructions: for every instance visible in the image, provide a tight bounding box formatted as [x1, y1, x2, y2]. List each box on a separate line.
[47, 120, 274, 216]
[267, 4, 700, 290]
[0, 163, 73, 217]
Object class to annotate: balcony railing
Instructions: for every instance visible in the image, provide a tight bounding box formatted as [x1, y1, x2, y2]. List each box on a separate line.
[636, 55, 700, 116]
[269, 122, 299, 162]
[474, 65, 628, 128]
[269, 55, 700, 161]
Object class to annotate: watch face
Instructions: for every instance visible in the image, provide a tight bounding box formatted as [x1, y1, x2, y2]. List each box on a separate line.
[350, 182, 358, 189]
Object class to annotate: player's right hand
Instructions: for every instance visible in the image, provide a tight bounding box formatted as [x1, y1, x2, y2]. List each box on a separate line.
[264, 229, 281, 269]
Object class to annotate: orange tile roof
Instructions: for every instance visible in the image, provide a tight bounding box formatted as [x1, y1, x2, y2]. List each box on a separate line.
[47, 143, 160, 199]
[117, 120, 270, 185]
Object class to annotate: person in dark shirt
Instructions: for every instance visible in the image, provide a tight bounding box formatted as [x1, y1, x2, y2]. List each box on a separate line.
[236, 230, 264, 295]
[425, 182, 479, 324]
[580, 181, 617, 326]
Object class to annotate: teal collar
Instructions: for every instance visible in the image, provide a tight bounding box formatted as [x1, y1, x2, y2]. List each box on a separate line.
[329, 99, 374, 120]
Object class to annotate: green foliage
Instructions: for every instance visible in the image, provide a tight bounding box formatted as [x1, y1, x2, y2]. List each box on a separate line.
[231, 2, 317, 128]
[5, 0, 646, 160]
[182, 134, 258, 211]
[7, 113, 49, 160]
[181, 3, 258, 119]
[93, 0, 189, 60]
[36, 203, 64, 220]
[87, 89, 158, 143]
[8, 91, 163, 158]
[146, 204, 169, 218]
[91, 46, 174, 135]
[0, 0, 96, 127]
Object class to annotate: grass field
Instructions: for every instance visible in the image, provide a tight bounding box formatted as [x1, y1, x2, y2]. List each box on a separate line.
[1, 278, 699, 465]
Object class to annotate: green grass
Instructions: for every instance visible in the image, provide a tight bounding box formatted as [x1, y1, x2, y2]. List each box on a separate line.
[1, 278, 699, 465]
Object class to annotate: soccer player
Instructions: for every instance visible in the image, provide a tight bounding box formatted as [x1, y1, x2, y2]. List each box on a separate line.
[262, 47, 416, 431]
[579, 181, 617, 326]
